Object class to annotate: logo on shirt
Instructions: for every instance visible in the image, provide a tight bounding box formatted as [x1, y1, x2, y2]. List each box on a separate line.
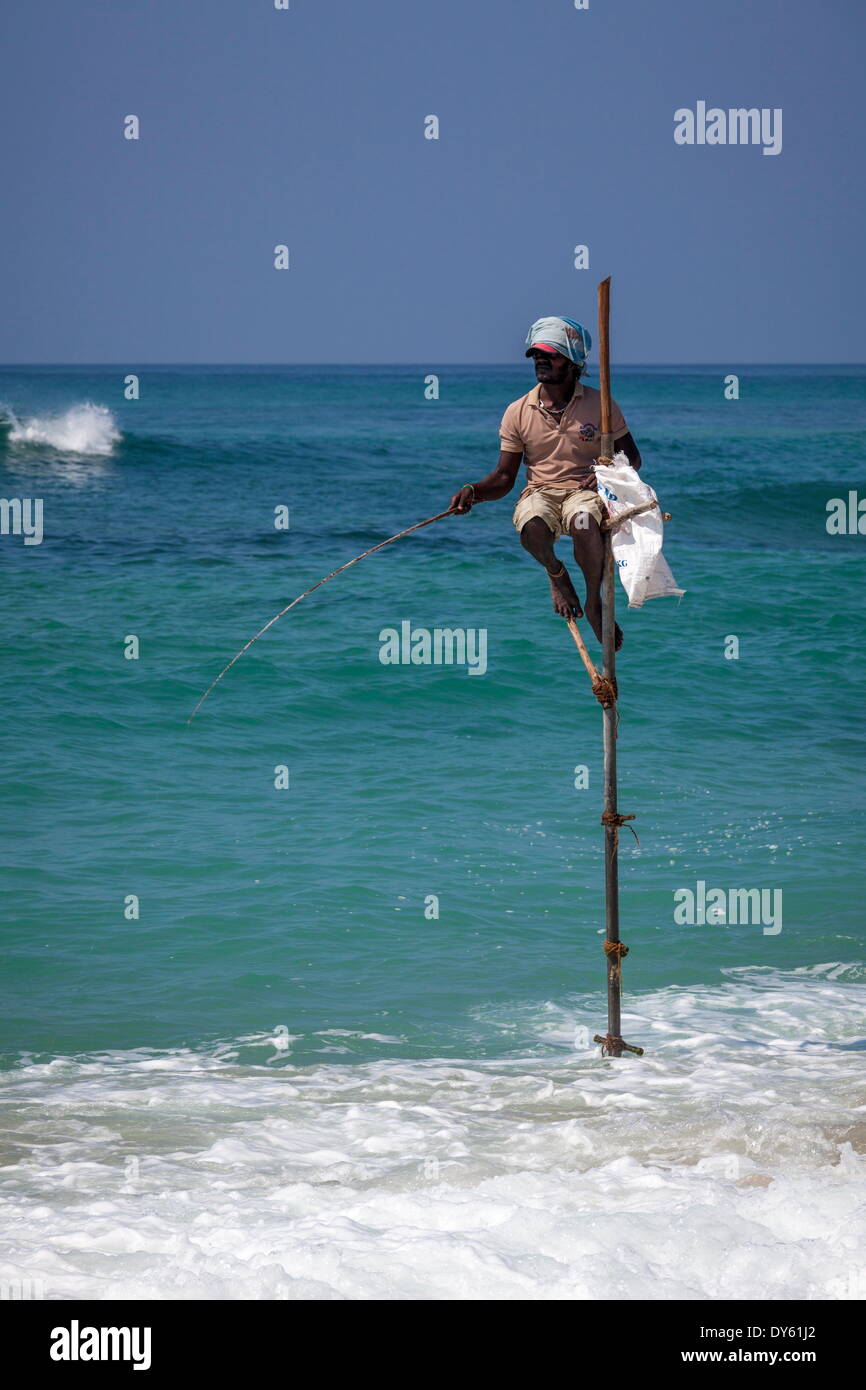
[577, 423, 596, 441]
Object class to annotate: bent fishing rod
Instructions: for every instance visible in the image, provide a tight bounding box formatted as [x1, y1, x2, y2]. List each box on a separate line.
[188, 507, 456, 723]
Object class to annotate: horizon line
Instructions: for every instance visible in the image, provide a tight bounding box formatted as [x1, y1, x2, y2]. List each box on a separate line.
[1, 361, 865, 370]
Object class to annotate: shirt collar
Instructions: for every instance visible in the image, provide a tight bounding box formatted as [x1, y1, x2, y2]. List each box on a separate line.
[529, 379, 584, 409]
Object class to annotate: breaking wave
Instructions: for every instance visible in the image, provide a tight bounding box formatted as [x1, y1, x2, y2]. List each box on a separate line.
[2, 402, 121, 455]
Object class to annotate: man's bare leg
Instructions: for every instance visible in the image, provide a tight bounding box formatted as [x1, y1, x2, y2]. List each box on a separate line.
[569, 513, 623, 650]
[519, 517, 583, 618]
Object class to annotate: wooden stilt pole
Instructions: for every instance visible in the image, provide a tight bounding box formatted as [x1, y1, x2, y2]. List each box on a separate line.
[592, 276, 644, 1060]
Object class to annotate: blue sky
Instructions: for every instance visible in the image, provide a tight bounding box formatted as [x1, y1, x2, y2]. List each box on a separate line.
[1, 0, 862, 363]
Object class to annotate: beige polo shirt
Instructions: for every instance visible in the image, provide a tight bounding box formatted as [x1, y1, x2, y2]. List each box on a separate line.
[499, 381, 629, 494]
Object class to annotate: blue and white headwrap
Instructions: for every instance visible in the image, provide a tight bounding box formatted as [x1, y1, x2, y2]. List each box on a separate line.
[524, 316, 592, 367]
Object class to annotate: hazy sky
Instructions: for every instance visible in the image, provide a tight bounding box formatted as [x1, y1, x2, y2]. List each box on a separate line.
[1, 0, 862, 363]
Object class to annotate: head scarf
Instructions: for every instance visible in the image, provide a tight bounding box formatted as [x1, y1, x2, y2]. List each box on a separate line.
[524, 316, 591, 367]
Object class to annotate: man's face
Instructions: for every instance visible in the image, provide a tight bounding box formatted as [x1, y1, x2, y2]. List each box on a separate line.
[530, 349, 574, 387]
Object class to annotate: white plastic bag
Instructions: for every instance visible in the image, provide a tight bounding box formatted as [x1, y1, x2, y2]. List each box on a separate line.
[593, 453, 684, 609]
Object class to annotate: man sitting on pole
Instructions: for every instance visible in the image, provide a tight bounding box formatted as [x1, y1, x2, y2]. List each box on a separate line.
[449, 315, 642, 648]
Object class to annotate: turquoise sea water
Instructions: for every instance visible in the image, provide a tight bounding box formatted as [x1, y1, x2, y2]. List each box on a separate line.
[1, 366, 864, 1299]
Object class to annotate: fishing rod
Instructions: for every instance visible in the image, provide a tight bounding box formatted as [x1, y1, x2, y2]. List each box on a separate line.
[188, 507, 455, 723]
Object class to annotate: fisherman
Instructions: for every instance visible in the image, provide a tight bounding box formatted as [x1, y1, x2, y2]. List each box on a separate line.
[449, 316, 641, 647]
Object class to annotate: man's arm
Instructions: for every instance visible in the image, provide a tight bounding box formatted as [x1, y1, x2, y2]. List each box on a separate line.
[449, 450, 523, 513]
[614, 431, 642, 470]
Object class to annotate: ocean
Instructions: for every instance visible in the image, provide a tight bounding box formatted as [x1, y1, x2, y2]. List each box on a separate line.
[1, 364, 864, 1300]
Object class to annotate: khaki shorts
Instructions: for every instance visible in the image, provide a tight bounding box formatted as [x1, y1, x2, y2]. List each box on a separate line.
[512, 486, 604, 540]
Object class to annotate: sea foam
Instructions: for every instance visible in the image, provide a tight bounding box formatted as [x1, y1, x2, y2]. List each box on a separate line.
[5, 402, 120, 455]
[0, 968, 863, 1302]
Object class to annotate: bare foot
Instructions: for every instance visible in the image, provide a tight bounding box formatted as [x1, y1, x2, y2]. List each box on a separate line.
[548, 566, 583, 618]
[584, 597, 623, 649]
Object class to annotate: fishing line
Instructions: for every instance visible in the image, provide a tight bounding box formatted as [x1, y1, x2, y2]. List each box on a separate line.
[188, 508, 455, 723]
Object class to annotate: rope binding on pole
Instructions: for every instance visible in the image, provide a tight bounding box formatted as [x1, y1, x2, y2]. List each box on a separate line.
[592, 1033, 645, 1058]
[600, 809, 639, 845]
[603, 938, 630, 986]
[603, 940, 629, 960]
[591, 673, 618, 708]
